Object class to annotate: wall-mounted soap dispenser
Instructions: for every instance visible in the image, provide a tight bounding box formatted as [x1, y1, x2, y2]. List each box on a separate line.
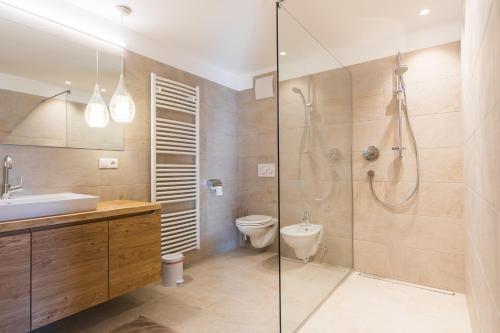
[207, 179, 223, 196]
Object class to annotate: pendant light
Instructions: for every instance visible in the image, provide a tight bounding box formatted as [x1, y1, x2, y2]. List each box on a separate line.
[109, 5, 135, 123]
[85, 50, 110, 128]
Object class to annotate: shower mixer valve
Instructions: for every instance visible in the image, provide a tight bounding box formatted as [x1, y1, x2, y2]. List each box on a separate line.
[362, 146, 379, 161]
[392, 146, 406, 152]
[392, 145, 407, 159]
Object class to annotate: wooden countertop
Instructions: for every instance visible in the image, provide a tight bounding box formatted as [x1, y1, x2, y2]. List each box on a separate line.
[0, 200, 161, 234]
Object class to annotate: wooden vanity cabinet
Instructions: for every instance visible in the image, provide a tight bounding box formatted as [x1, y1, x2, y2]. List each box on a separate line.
[0, 201, 161, 331]
[109, 211, 161, 298]
[0, 232, 31, 333]
[31, 221, 109, 330]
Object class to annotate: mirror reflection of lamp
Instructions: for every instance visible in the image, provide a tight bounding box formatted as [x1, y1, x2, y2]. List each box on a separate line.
[109, 5, 136, 123]
[85, 50, 110, 128]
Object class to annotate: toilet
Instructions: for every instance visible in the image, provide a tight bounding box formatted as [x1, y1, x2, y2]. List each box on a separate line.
[235, 215, 278, 248]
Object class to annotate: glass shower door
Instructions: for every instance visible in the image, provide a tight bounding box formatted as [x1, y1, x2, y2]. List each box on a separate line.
[277, 2, 353, 332]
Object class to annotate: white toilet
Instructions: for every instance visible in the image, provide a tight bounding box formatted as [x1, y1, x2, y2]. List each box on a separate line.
[280, 224, 323, 263]
[235, 215, 278, 248]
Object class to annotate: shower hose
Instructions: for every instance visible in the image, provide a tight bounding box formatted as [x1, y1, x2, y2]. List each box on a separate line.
[367, 75, 420, 209]
[297, 107, 334, 203]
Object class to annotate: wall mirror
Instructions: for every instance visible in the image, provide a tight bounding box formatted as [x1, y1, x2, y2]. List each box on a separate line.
[0, 17, 124, 150]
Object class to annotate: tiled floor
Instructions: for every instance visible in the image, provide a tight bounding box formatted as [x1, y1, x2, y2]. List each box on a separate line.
[33, 250, 472, 333]
[300, 272, 473, 333]
[35, 249, 280, 333]
[281, 258, 350, 333]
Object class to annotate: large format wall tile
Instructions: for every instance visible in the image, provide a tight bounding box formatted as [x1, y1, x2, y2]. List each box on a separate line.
[351, 42, 465, 293]
[352, 147, 463, 183]
[0, 50, 240, 265]
[462, 0, 500, 331]
[277, 68, 353, 267]
[236, 73, 279, 242]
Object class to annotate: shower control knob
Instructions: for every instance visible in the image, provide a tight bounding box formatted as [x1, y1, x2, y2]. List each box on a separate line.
[362, 146, 380, 161]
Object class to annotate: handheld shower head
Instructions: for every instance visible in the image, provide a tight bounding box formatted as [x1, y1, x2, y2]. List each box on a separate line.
[291, 87, 311, 107]
[395, 52, 408, 76]
[395, 65, 408, 75]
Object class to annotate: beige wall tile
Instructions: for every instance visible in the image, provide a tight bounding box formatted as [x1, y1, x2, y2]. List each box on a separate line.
[419, 147, 464, 182]
[0, 50, 241, 265]
[351, 41, 464, 292]
[352, 147, 463, 183]
[238, 104, 276, 135]
[405, 76, 461, 116]
[238, 132, 277, 158]
[463, 1, 500, 331]
[236, 76, 279, 239]
[353, 117, 398, 152]
[280, 153, 350, 182]
[411, 112, 464, 148]
[316, 98, 352, 126]
[315, 236, 352, 267]
[354, 180, 464, 219]
[267, 68, 354, 266]
[355, 213, 464, 255]
[353, 94, 387, 122]
[465, 187, 500, 310]
[392, 247, 465, 292]
[354, 240, 392, 277]
[401, 42, 461, 84]
[350, 57, 395, 98]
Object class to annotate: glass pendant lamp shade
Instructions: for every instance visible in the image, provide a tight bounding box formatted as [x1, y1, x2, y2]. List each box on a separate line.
[85, 84, 110, 128]
[109, 74, 136, 123]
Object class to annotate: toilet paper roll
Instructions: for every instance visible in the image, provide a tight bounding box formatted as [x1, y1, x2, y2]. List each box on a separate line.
[214, 186, 223, 196]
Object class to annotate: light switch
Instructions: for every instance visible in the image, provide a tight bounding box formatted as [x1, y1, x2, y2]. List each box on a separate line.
[99, 158, 118, 169]
[258, 163, 275, 177]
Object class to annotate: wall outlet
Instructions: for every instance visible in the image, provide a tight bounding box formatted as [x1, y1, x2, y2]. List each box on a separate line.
[99, 158, 118, 169]
[258, 163, 275, 177]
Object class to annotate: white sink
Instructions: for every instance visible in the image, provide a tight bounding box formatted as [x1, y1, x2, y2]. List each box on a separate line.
[0, 193, 99, 222]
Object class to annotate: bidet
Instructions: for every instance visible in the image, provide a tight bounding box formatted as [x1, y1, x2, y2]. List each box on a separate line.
[280, 223, 323, 263]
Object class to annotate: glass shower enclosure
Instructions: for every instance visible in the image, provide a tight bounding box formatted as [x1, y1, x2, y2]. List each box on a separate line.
[276, 1, 354, 332]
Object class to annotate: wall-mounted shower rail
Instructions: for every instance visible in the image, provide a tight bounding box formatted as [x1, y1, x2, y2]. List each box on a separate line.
[151, 73, 200, 255]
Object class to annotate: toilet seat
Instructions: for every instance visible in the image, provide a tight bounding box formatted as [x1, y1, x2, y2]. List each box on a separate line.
[235, 215, 278, 248]
[236, 215, 275, 227]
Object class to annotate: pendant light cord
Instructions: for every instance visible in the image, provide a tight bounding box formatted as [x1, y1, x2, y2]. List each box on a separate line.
[120, 12, 125, 74]
[96, 50, 99, 84]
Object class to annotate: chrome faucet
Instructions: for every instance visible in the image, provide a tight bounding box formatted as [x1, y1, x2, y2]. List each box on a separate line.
[2, 156, 23, 199]
[302, 211, 312, 226]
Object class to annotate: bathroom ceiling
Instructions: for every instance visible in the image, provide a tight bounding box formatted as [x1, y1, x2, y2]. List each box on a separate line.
[0, 0, 462, 90]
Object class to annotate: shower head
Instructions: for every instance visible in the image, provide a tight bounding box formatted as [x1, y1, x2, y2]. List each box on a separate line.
[291, 86, 308, 106]
[395, 65, 408, 76]
[292, 87, 312, 107]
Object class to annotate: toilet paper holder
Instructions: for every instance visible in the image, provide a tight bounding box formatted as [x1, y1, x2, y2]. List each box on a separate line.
[207, 179, 222, 188]
[207, 179, 223, 196]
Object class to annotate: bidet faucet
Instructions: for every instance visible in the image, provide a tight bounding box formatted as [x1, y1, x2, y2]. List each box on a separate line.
[302, 211, 312, 226]
[2, 155, 23, 199]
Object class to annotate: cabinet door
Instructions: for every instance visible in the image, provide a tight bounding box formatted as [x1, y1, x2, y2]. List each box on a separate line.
[31, 221, 108, 329]
[0, 233, 30, 333]
[109, 211, 161, 299]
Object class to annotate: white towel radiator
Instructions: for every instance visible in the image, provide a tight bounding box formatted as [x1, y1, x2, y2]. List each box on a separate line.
[151, 73, 200, 255]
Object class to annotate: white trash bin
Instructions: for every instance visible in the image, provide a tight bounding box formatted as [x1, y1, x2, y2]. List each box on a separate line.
[161, 253, 184, 287]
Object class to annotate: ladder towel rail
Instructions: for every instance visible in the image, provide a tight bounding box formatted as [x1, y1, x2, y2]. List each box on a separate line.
[151, 73, 200, 256]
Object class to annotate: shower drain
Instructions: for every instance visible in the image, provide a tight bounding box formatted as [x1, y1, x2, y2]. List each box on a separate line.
[358, 272, 455, 296]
